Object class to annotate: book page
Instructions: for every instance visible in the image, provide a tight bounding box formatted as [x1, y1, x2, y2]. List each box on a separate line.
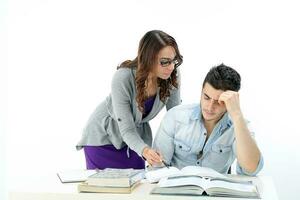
[180, 166, 227, 179]
[145, 167, 181, 183]
[158, 176, 207, 188]
[206, 180, 256, 192]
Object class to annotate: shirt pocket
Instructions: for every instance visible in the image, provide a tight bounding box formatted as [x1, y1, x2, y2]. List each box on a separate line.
[211, 144, 231, 154]
[174, 140, 192, 158]
[206, 144, 232, 169]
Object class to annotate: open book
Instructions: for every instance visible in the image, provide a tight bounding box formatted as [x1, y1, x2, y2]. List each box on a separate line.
[151, 175, 259, 198]
[148, 166, 259, 198]
[145, 166, 229, 183]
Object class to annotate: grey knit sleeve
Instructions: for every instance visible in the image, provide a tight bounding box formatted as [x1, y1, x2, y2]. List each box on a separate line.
[110, 69, 148, 156]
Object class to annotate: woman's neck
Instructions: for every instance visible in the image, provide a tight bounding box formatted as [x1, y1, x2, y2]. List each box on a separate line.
[146, 72, 158, 97]
[147, 71, 157, 83]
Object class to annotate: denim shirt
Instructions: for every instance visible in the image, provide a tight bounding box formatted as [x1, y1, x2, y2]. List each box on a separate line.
[153, 104, 264, 176]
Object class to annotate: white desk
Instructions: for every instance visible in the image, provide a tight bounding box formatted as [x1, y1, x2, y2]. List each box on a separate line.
[9, 175, 278, 200]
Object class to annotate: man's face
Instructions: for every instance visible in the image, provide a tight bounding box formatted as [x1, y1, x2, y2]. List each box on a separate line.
[200, 83, 227, 123]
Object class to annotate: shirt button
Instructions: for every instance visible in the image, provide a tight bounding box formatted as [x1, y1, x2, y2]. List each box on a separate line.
[179, 145, 182, 148]
[219, 149, 223, 153]
[204, 132, 207, 136]
[117, 118, 122, 122]
[197, 161, 200, 165]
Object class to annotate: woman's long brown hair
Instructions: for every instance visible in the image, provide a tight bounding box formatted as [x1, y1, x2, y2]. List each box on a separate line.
[118, 30, 183, 113]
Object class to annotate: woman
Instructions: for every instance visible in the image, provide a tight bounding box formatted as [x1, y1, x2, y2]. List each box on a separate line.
[76, 30, 183, 169]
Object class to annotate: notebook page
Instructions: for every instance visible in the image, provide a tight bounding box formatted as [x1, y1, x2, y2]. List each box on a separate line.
[158, 176, 205, 188]
[145, 167, 181, 183]
[181, 166, 227, 179]
[57, 169, 97, 183]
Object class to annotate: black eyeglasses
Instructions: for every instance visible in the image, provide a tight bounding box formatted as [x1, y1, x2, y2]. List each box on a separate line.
[159, 57, 181, 68]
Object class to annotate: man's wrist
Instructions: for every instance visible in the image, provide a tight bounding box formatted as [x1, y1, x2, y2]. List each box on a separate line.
[231, 111, 244, 123]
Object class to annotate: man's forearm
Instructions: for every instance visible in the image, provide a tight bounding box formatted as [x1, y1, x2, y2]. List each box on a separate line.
[232, 113, 261, 173]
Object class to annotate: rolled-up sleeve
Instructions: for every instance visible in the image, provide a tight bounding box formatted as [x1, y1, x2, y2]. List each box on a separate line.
[236, 155, 264, 176]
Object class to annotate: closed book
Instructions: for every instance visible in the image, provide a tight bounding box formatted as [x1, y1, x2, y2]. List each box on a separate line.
[78, 181, 140, 193]
[87, 168, 145, 187]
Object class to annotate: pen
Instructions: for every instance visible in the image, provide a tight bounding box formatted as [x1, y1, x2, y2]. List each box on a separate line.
[161, 160, 170, 169]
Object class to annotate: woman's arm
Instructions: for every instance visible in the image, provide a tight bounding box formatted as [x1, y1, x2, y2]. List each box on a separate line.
[110, 69, 147, 156]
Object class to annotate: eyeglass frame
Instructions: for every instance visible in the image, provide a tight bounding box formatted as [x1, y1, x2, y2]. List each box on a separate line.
[159, 56, 183, 69]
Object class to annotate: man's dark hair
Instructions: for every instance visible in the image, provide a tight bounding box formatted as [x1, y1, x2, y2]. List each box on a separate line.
[202, 63, 241, 91]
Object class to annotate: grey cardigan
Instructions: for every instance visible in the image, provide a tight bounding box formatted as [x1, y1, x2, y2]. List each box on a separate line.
[76, 67, 181, 157]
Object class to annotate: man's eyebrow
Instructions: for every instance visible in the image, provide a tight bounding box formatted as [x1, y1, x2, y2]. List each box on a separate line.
[204, 93, 211, 99]
[204, 92, 218, 101]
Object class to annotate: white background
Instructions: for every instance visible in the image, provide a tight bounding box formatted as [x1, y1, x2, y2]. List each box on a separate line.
[1, 0, 300, 199]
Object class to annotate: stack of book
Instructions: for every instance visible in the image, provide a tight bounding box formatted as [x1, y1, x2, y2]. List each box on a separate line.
[78, 168, 145, 193]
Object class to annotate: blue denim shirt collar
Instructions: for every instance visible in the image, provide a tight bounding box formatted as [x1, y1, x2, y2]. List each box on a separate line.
[190, 104, 201, 120]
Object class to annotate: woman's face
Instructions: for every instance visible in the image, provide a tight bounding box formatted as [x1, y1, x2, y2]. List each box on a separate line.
[152, 46, 177, 80]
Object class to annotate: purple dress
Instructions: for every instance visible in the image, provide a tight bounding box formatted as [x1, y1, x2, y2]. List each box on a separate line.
[84, 96, 156, 170]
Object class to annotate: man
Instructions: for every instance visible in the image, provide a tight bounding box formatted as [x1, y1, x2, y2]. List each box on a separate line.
[153, 64, 263, 175]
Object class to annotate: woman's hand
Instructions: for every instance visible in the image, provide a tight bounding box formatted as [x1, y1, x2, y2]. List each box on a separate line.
[142, 147, 162, 166]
